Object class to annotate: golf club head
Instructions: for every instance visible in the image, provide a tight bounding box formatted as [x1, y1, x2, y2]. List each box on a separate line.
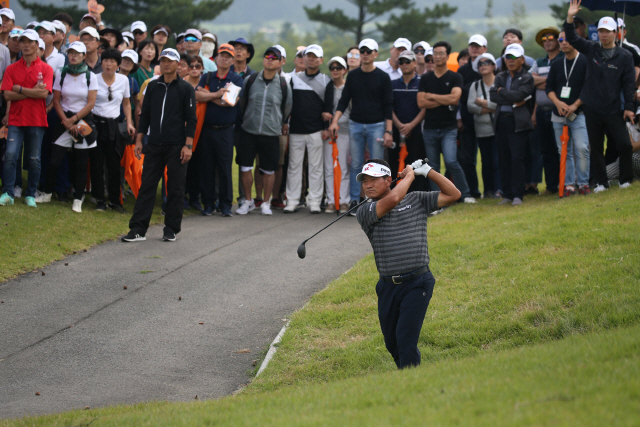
[297, 242, 306, 259]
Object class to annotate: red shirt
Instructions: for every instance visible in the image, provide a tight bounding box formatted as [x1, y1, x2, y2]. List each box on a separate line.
[1, 56, 53, 127]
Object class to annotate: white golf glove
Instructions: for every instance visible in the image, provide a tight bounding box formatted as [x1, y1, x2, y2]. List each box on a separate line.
[410, 159, 424, 169]
[413, 162, 433, 177]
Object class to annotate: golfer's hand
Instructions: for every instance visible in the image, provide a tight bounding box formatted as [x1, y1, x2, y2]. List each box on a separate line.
[398, 165, 415, 180]
[134, 137, 143, 160]
[410, 159, 425, 169]
[414, 162, 433, 177]
[180, 146, 192, 164]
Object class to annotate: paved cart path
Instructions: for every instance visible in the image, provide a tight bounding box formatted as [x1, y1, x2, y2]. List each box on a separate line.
[0, 210, 371, 420]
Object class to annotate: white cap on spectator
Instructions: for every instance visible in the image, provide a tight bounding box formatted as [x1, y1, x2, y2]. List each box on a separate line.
[504, 43, 525, 58]
[327, 56, 347, 69]
[202, 33, 216, 42]
[305, 44, 323, 57]
[274, 44, 286, 59]
[359, 38, 379, 51]
[68, 41, 87, 54]
[26, 21, 39, 29]
[35, 21, 56, 34]
[131, 21, 147, 33]
[52, 20, 67, 34]
[122, 31, 133, 42]
[472, 52, 497, 72]
[425, 48, 434, 56]
[81, 14, 97, 23]
[598, 17, 617, 31]
[468, 34, 488, 47]
[159, 48, 180, 61]
[78, 26, 100, 40]
[154, 27, 168, 36]
[184, 28, 202, 40]
[412, 41, 430, 51]
[9, 29, 24, 38]
[295, 47, 305, 57]
[398, 50, 416, 61]
[0, 8, 15, 21]
[617, 18, 626, 28]
[37, 38, 45, 49]
[393, 37, 411, 51]
[122, 49, 139, 63]
[19, 29, 39, 41]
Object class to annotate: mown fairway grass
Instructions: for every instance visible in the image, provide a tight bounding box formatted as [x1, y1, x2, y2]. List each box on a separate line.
[3, 185, 640, 426]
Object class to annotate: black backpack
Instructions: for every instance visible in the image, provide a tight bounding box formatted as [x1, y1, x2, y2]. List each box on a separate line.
[58, 69, 91, 88]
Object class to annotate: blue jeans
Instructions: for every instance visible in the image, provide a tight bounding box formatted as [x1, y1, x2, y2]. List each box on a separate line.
[349, 120, 385, 202]
[2, 126, 45, 198]
[553, 114, 590, 187]
[423, 127, 470, 198]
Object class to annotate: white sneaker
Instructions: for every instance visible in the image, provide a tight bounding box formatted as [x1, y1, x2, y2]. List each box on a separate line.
[283, 201, 298, 213]
[593, 185, 608, 193]
[620, 182, 632, 189]
[235, 199, 255, 215]
[463, 197, 477, 204]
[309, 203, 321, 214]
[261, 199, 272, 215]
[72, 199, 82, 213]
[35, 192, 52, 203]
[13, 186, 22, 198]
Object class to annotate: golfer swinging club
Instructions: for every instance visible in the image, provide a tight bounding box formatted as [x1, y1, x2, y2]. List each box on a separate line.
[355, 159, 460, 369]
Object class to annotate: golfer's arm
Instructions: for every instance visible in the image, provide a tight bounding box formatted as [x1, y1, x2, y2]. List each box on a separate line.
[376, 173, 414, 218]
[428, 170, 461, 208]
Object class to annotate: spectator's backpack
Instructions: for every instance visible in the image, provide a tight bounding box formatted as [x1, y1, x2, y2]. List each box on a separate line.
[58, 69, 92, 88]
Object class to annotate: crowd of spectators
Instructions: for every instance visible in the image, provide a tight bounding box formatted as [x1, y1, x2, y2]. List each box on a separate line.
[1, 2, 639, 227]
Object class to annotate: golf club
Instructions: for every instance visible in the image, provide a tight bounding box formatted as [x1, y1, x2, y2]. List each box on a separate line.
[297, 158, 429, 259]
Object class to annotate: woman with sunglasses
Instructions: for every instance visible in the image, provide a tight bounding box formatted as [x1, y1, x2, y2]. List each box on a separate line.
[346, 46, 360, 71]
[467, 53, 501, 199]
[412, 41, 430, 76]
[89, 48, 136, 212]
[36, 41, 98, 213]
[185, 55, 204, 89]
[133, 40, 158, 88]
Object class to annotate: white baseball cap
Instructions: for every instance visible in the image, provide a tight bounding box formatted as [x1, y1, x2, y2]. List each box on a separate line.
[472, 52, 497, 72]
[598, 17, 617, 32]
[35, 21, 56, 34]
[202, 33, 216, 42]
[305, 44, 323, 58]
[121, 49, 139, 63]
[0, 8, 15, 21]
[9, 29, 24, 38]
[67, 41, 87, 54]
[295, 47, 305, 57]
[78, 27, 100, 40]
[153, 27, 168, 36]
[52, 20, 67, 34]
[159, 48, 180, 62]
[393, 37, 411, 51]
[184, 28, 202, 40]
[504, 43, 525, 58]
[26, 21, 39, 29]
[19, 29, 39, 42]
[327, 56, 347, 69]
[398, 50, 416, 61]
[469, 34, 488, 47]
[359, 38, 379, 51]
[425, 48, 434, 56]
[412, 41, 430, 51]
[356, 162, 392, 182]
[37, 38, 45, 50]
[131, 21, 147, 33]
[274, 44, 286, 59]
[617, 18, 626, 28]
[121, 31, 133, 42]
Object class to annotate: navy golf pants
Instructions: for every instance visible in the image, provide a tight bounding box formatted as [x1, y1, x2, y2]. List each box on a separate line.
[376, 270, 435, 369]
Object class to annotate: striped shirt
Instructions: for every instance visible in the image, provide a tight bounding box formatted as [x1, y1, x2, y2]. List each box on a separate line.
[356, 191, 440, 276]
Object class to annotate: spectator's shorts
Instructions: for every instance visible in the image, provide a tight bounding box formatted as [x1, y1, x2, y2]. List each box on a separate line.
[237, 130, 279, 172]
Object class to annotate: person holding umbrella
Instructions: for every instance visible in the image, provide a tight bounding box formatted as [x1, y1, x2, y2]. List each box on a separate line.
[546, 30, 590, 196]
[565, 0, 636, 192]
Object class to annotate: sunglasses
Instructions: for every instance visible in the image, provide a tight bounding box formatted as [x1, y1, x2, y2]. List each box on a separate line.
[329, 65, 344, 71]
[398, 58, 413, 65]
[558, 37, 566, 42]
[107, 86, 113, 102]
[347, 52, 360, 59]
[189, 64, 203, 69]
[505, 54, 519, 60]
[359, 48, 373, 55]
[541, 35, 556, 42]
[478, 60, 493, 67]
[425, 57, 434, 63]
[264, 54, 278, 60]
[184, 36, 200, 43]
[413, 49, 425, 55]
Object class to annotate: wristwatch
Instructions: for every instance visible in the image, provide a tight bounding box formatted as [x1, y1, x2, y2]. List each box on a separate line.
[385, 130, 393, 135]
[185, 144, 193, 150]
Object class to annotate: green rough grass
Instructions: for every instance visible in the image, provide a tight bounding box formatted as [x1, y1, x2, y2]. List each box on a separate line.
[6, 323, 640, 426]
[4, 185, 640, 426]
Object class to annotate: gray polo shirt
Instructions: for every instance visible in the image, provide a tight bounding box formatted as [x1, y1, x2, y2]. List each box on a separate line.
[356, 191, 439, 277]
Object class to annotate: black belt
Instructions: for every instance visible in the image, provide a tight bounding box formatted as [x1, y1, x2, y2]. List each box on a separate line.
[381, 266, 430, 285]
[500, 112, 514, 117]
[203, 123, 233, 130]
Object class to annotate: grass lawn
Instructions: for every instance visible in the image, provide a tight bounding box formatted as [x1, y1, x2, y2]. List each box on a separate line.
[3, 183, 639, 426]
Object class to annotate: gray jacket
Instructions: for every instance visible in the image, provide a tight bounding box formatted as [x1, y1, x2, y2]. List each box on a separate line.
[241, 70, 293, 137]
[467, 79, 497, 138]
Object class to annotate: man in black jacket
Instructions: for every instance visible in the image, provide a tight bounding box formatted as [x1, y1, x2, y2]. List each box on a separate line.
[122, 48, 197, 242]
[490, 43, 536, 206]
[565, 0, 636, 191]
